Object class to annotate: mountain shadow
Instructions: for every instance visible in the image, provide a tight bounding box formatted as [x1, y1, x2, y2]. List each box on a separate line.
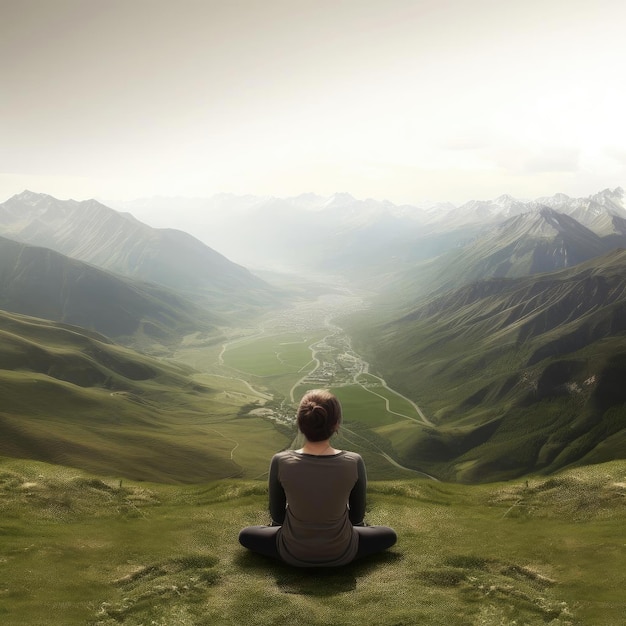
[0, 235, 221, 345]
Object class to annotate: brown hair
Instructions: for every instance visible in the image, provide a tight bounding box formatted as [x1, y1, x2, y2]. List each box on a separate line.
[296, 389, 342, 442]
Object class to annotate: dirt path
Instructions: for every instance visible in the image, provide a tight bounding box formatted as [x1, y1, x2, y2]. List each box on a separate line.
[207, 428, 244, 478]
[288, 332, 329, 402]
[354, 372, 434, 427]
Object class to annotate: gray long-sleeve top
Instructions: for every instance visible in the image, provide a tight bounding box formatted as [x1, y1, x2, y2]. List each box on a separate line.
[268, 449, 367, 567]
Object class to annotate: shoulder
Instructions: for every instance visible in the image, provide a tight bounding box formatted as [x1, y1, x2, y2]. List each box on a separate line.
[273, 451, 291, 459]
[339, 451, 364, 464]
[272, 450, 295, 465]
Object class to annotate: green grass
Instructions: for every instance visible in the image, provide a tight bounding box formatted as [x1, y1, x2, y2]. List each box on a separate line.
[331, 385, 406, 428]
[355, 374, 423, 420]
[1, 456, 624, 625]
[223, 333, 317, 377]
[0, 367, 289, 483]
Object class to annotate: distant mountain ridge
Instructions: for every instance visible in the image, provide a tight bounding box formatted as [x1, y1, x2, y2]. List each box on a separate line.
[378, 205, 619, 305]
[427, 186, 626, 232]
[0, 191, 279, 310]
[449, 205, 609, 275]
[533, 187, 626, 234]
[114, 187, 626, 269]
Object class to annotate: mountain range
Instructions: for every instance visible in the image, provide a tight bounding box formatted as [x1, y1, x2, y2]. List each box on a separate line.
[114, 186, 626, 275]
[379, 205, 623, 303]
[1, 186, 625, 483]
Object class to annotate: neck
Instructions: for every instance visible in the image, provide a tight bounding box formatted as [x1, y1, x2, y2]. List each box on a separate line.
[299, 439, 337, 455]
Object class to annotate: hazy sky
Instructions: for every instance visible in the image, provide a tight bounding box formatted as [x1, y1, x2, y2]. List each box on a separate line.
[1, 0, 625, 206]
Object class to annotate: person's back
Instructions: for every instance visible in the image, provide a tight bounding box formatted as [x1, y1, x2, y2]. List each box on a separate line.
[272, 449, 364, 566]
[238, 389, 397, 567]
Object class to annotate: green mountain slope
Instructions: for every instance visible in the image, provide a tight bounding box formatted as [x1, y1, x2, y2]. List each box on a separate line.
[0, 235, 221, 346]
[0, 309, 288, 482]
[349, 249, 626, 482]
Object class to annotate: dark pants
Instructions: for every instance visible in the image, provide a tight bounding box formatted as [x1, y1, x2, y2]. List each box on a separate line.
[238, 524, 397, 563]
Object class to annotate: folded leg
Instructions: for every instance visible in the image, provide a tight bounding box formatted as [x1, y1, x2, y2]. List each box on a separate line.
[238, 525, 281, 560]
[354, 525, 397, 560]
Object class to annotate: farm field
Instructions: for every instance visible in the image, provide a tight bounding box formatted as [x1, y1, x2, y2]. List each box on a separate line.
[223, 333, 316, 377]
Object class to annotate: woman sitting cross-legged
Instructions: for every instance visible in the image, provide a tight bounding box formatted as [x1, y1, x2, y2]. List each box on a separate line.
[238, 389, 397, 567]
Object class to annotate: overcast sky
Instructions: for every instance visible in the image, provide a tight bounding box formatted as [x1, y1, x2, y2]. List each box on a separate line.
[1, 0, 625, 207]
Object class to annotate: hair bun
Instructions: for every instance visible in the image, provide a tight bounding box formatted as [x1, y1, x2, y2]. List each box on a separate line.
[311, 404, 327, 424]
[296, 390, 342, 442]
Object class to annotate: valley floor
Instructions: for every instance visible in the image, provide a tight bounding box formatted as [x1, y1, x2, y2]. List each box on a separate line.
[172, 288, 435, 480]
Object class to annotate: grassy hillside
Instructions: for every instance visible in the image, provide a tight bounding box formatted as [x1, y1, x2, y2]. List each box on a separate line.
[0, 310, 288, 483]
[0, 456, 624, 625]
